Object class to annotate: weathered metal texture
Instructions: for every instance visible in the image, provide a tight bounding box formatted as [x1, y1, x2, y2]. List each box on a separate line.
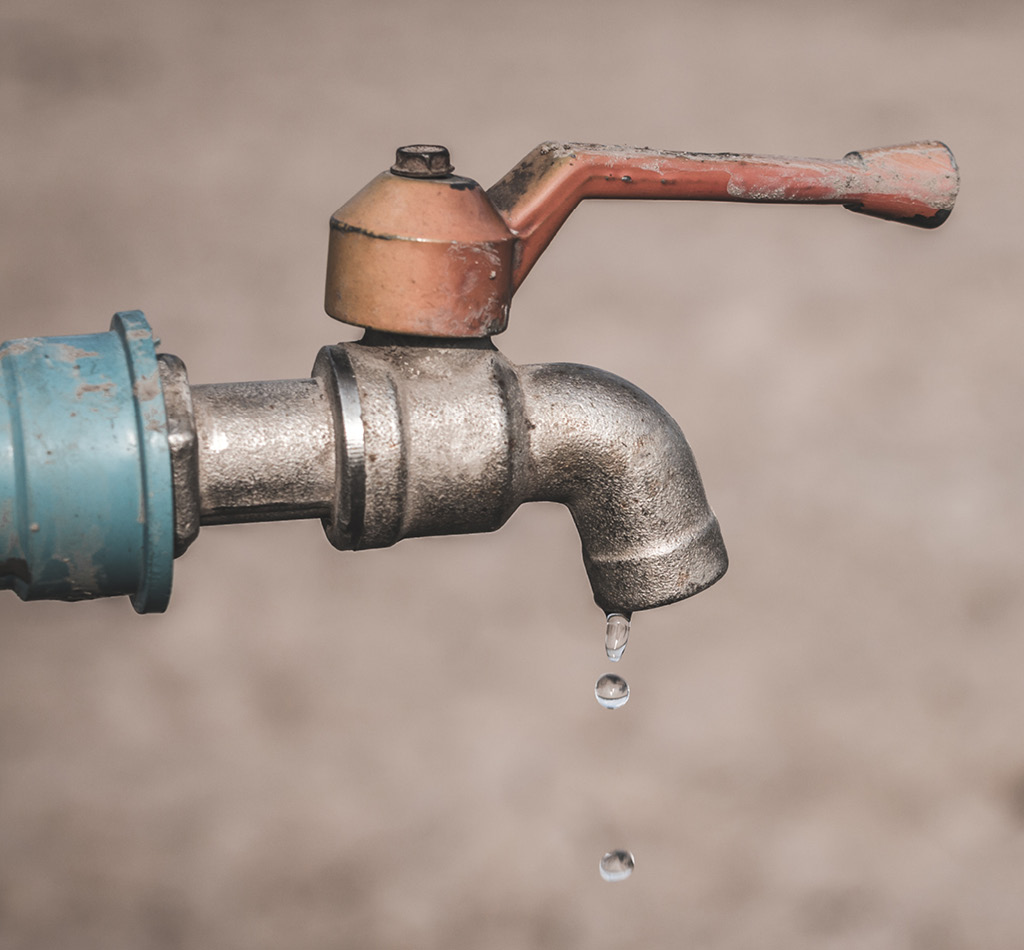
[313, 334, 525, 550]
[519, 362, 727, 611]
[189, 377, 335, 525]
[0, 311, 174, 612]
[391, 144, 454, 179]
[313, 336, 727, 613]
[0, 322, 720, 612]
[325, 170, 515, 336]
[488, 141, 961, 288]
[158, 353, 200, 556]
[0, 139, 956, 611]
[324, 140, 958, 337]
[310, 344, 365, 548]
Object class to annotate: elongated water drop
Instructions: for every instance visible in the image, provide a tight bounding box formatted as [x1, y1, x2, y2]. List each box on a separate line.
[599, 849, 635, 882]
[595, 673, 629, 709]
[605, 612, 630, 661]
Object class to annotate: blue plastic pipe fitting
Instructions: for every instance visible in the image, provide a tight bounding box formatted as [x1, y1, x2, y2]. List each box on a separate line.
[0, 311, 174, 612]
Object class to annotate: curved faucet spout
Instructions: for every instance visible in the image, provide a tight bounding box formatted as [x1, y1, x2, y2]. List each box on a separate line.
[519, 363, 727, 613]
[306, 338, 727, 614]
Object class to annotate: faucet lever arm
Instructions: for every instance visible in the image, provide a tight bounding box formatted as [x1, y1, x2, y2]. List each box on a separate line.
[488, 141, 960, 289]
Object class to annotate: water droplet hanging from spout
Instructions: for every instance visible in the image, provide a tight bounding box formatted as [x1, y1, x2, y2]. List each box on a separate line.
[605, 612, 630, 661]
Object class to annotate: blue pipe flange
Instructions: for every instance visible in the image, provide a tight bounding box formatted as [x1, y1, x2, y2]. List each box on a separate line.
[0, 311, 174, 612]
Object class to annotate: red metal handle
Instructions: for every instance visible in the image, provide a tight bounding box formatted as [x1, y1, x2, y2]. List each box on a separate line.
[488, 142, 959, 290]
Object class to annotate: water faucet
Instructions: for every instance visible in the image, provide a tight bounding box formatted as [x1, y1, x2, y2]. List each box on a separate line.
[0, 140, 959, 613]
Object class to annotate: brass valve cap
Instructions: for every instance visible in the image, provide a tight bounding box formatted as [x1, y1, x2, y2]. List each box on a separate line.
[325, 160, 516, 338]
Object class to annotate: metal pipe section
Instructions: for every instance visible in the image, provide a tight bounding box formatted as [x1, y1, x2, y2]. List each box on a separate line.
[0, 312, 174, 612]
[189, 378, 336, 525]
[2, 322, 725, 613]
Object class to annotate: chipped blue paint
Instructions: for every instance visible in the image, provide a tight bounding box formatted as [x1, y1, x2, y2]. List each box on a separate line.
[0, 312, 173, 612]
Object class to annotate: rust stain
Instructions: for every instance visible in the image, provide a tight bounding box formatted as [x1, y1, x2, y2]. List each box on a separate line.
[490, 140, 959, 294]
[51, 343, 100, 363]
[144, 407, 166, 432]
[75, 381, 115, 398]
[0, 557, 31, 584]
[133, 372, 161, 402]
[0, 340, 38, 361]
[325, 139, 957, 339]
[0, 340, 100, 365]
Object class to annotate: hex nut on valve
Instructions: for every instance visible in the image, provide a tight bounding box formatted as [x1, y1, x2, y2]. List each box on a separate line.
[391, 145, 454, 178]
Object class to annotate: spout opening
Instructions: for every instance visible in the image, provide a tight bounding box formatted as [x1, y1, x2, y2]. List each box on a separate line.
[519, 362, 728, 613]
[585, 517, 728, 614]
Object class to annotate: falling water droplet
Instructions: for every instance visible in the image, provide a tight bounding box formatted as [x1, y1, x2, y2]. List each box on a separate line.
[599, 849, 635, 882]
[605, 612, 631, 661]
[595, 673, 629, 709]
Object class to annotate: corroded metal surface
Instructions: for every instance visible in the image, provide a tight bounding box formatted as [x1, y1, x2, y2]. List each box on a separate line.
[190, 377, 336, 525]
[158, 353, 200, 556]
[159, 334, 726, 612]
[520, 362, 727, 611]
[325, 140, 958, 337]
[489, 141, 960, 289]
[325, 169, 515, 336]
[391, 144, 454, 179]
[312, 344, 365, 548]
[0, 312, 173, 612]
[312, 337, 727, 612]
[313, 335, 525, 551]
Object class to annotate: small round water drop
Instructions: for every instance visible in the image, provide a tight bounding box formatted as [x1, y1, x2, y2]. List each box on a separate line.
[599, 849, 635, 882]
[595, 673, 629, 709]
[605, 612, 631, 661]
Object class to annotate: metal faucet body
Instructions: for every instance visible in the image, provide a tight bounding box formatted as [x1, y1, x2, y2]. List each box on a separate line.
[0, 139, 959, 612]
[163, 334, 726, 614]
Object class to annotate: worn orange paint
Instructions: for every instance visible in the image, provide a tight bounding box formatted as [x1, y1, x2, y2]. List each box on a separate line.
[325, 141, 959, 338]
[326, 172, 515, 336]
[490, 142, 960, 290]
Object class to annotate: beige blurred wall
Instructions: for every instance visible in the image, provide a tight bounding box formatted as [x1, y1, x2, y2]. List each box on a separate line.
[2, 1, 1023, 947]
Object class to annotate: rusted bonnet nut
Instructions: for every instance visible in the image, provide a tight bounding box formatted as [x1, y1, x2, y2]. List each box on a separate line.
[391, 145, 454, 179]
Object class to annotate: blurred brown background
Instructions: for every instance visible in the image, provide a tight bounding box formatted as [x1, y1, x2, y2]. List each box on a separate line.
[1, 0, 1022, 947]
